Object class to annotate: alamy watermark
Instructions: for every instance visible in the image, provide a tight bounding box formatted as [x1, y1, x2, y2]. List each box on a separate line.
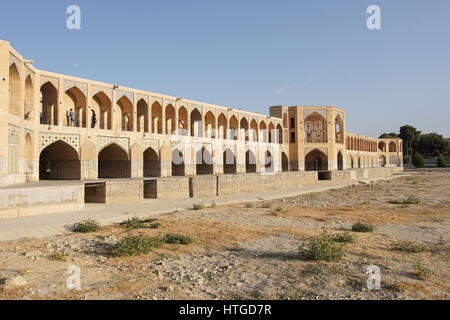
[66, 5, 81, 30]
[66, 265, 81, 291]
[366, 265, 381, 290]
[367, 5, 381, 30]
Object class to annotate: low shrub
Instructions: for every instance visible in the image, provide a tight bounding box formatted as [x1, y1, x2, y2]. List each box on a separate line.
[390, 240, 426, 253]
[332, 231, 355, 243]
[125, 217, 145, 229]
[163, 233, 194, 245]
[411, 152, 424, 168]
[245, 203, 253, 208]
[436, 153, 447, 167]
[112, 235, 155, 257]
[49, 252, 67, 262]
[297, 230, 344, 262]
[275, 206, 283, 213]
[351, 222, 374, 233]
[413, 261, 431, 280]
[71, 219, 101, 233]
[193, 204, 205, 210]
[262, 202, 272, 209]
[389, 197, 421, 205]
[149, 222, 161, 229]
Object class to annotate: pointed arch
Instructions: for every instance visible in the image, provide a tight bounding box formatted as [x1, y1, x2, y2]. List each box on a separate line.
[151, 101, 163, 134]
[268, 122, 275, 143]
[229, 115, 238, 140]
[245, 150, 256, 173]
[218, 113, 227, 140]
[259, 121, 267, 143]
[335, 114, 343, 143]
[116, 96, 133, 131]
[204, 111, 216, 138]
[240, 117, 249, 141]
[9, 63, 21, 116]
[144, 147, 160, 177]
[172, 148, 185, 176]
[98, 143, 130, 178]
[264, 150, 274, 172]
[250, 119, 258, 142]
[389, 142, 397, 153]
[39, 140, 80, 180]
[282, 152, 289, 172]
[137, 99, 149, 133]
[165, 104, 176, 135]
[378, 141, 386, 152]
[305, 149, 328, 171]
[276, 124, 283, 144]
[24, 75, 34, 120]
[223, 149, 236, 174]
[178, 106, 188, 135]
[64, 86, 87, 127]
[92, 91, 112, 130]
[337, 151, 343, 170]
[196, 146, 213, 175]
[190, 108, 202, 137]
[40, 81, 58, 125]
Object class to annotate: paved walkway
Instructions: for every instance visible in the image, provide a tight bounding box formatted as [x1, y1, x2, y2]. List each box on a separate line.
[0, 173, 410, 241]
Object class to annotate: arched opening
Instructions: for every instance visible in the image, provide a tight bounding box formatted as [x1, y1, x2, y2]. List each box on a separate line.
[178, 106, 188, 135]
[165, 104, 176, 135]
[282, 152, 289, 171]
[264, 150, 273, 172]
[196, 147, 213, 175]
[268, 123, 275, 143]
[305, 112, 327, 143]
[8, 128, 19, 175]
[9, 63, 21, 116]
[64, 86, 87, 128]
[259, 121, 267, 143]
[190, 109, 202, 137]
[335, 115, 343, 143]
[172, 149, 185, 176]
[39, 141, 80, 180]
[24, 75, 33, 120]
[389, 142, 397, 153]
[151, 102, 163, 134]
[245, 150, 256, 173]
[204, 111, 216, 138]
[116, 96, 133, 131]
[223, 149, 236, 174]
[276, 124, 283, 144]
[337, 151, 343, 170]
[229, 115, 238, 140]
[98, 144, 130, 178]
[92, 91, 112, 130]
[358, 157, 361, 168]
[351, 157, 354, 168]
[143, 147, 161, 177]
[137, 99, 149, 133]
[378, 142, 386, 152]
[250, 119, 258, 142]
[240, 118, 249, 141]
[305, 149, 328, 171]
[40, 82, 57, 125]
[218, 113, 227, 140]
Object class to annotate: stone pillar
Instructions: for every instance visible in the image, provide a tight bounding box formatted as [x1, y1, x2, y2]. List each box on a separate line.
[132, 93, 137, 132]
[0, 41, 10, 185]
[130, 143, 143, 178]
[160, 145, 172, 177]
[57, 76, 64, 127]
[80, 141, 98, 180]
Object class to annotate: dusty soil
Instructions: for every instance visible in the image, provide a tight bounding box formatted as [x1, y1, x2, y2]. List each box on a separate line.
[0, 170, 449, 300]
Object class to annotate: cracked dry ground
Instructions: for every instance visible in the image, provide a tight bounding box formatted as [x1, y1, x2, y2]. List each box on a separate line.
[0, 170, 449, 300]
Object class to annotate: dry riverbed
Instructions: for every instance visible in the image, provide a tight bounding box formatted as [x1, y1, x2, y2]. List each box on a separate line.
[0, 170, 449, 300]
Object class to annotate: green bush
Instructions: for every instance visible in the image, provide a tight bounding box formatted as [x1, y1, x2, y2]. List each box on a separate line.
[391, 240, 426, 253]
[112, 235, 156, 257]
[351, 222, 374, 233]
[275, 206, 283, 213]
[193, 204, 205, 210]
[404, 197, 421, 205]
[297, 230, 344, 262]
[332, 231, 355, 243]
[245, 203, 253, 208]
[163, 233, 194, 244]
[149, 222, 161, 229]
[125, 217, 145, 229]
[437, 153, 447, 167]
[262, 202, 272, 209]
[49, 252, 67, 262]
[413, 260, 431, 280]
[411, 152, 424, 168]
[72, 219, 101, 233]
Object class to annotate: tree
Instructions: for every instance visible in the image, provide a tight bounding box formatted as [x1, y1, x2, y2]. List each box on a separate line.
[379, 133, 398, 138]
[411, 151, 424, 168]
[399, 125, 421, 156]
[437, 153, 447, 167]
[416, 133, 445, 157]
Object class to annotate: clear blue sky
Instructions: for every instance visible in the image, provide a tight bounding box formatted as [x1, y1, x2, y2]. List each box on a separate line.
[1, 0, 449, 137]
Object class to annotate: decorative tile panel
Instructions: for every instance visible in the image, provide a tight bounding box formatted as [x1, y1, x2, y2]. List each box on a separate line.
[40, 75, 59, 88]
[141, 138, 159, 153]
[165, 99, 176, 107]
[64, 80, 88, 97]
[136, 94, 149, 105]
[92, 85, 113, 101]
[116, 90, 134, 103]
[304, 109, 327, 120]
[97, 136, 129, 153]
[39, 132, 80, 154]
[151, 96, 163, 106]
[304, 147, 328, 156]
